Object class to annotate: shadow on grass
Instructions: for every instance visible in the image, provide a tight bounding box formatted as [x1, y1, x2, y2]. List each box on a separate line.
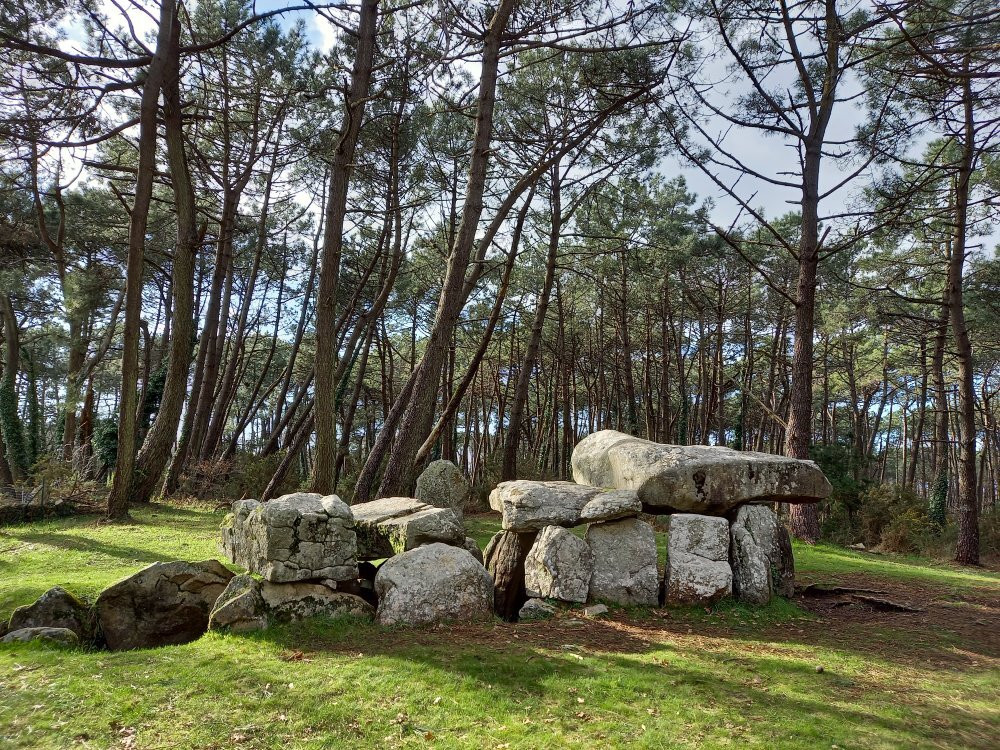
[191, 614, 995, 749]
[3, 529, 177, 565]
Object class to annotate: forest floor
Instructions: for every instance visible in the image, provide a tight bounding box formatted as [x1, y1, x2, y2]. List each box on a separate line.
[1, 502, 998, 750]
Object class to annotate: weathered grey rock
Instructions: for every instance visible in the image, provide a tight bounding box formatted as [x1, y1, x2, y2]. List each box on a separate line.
[524, 526, 593, 603]
[518, 598, 556, 621]
[209, 576, 372, 631]
[374, 543, 493, 627]
[666, 514, 732, 604]
[772, 523, 795, 598]
[585, 518, 659, 606]
[489, 480, 641, 532]
[571, 430, 832, 515]
[208, 575, 268, 633]
[583, 604, 608, 618]
[6, 586, 93, 641]
[352, 497, 465, 559]
[730, 505, 774, 605]
[220, 493, 358, 583]
[96, 560, 234, 650]
[415, 460, 470, 516]
[462, 536, 484, 564]
[2, 626, 79, 645]
[260, 581, 373, 622]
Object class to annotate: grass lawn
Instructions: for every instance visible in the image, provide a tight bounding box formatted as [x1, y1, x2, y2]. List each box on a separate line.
[2, 502, 998, 749]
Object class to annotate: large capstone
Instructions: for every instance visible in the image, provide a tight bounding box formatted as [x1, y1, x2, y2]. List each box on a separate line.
[665, 514, 732, 604]
[489, 480, 640, 532]
[571, 430, 832, 515]
[6, 586, 94, 642]
[351, 497, 465, 559]
[524, 525, 593, 603]
[220, 493, 358, 583]
[96, 560, 233, 650]
[585, 518, 659, 606]
[374, 543, 493, 627]
[415, 459, 470, 516]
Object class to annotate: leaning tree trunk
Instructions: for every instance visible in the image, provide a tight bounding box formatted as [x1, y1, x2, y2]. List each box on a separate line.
[502, 166, 560, 481]
[374, 0, 517, 498]
[106, 0, 173, 520]
[311, 0, 379, 494]
[129, 7, 199, 506]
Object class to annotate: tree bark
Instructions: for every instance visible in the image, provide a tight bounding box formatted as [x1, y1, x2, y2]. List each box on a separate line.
[311, 0, 379, 494]
[129, 7, 199, 505]
[106, 0, 173, 520]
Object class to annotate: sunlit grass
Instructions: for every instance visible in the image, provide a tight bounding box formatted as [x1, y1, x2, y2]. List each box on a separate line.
[2, 503, 998, 749]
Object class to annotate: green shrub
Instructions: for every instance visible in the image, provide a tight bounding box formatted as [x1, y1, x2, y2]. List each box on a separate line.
[857, 484, 930, 553]
[928, 468, 948, 529]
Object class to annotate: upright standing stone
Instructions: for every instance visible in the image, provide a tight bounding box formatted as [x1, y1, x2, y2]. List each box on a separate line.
[415, 460, 471, 516]
[220, 493, 358, 583]
[729, 505, 795, 602]
[772, 521, 796, 598]
[585, 518, 659, 606]
[484, 529, 537, 621]
[665, 514, 732, 604]
[571, 430, 832, 515]
[524, 526, 593, 603]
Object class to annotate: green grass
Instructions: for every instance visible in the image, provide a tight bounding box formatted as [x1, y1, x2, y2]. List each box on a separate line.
[791, 541, 1000, 592]
[2, 504, 998, 749]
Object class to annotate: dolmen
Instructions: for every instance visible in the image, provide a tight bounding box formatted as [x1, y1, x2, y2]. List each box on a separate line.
[487, 430, 830, 619]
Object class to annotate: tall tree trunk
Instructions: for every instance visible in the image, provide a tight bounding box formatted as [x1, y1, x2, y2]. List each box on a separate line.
[0, 295, 27, 480]
[951, 71, 979, 565]
[106, 0, 172, 520]
[786, 140, 824, 543]
[373, 0, 517, 497]
[129, 8, 199, 505]
[311, 0, 379, 494]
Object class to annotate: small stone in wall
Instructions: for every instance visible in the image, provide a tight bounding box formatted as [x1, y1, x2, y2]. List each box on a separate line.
[209, 574, 269, 633]
[518, 598, 557, 621]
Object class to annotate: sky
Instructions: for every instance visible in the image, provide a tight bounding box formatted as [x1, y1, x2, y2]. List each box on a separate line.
[54, 0, 996, 258]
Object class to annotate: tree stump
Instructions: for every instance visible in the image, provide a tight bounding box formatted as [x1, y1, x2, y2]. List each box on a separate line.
[484, 529, 538, 621]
